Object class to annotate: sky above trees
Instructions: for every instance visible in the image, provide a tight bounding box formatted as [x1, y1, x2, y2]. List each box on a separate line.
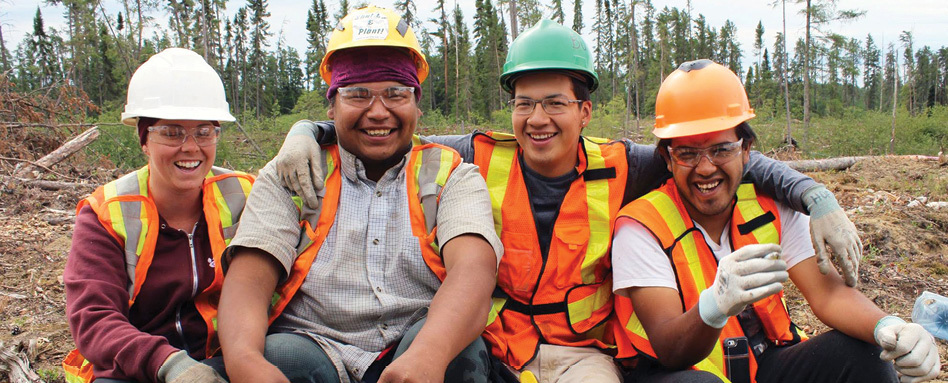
[3, 0, 946, 72]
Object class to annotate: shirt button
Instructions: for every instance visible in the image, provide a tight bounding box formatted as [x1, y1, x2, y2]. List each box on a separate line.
[376, 286, 382, 292]
[376, 191, 382, 197]
[372, 238, 379, 245]
[381, 323, 388, 330]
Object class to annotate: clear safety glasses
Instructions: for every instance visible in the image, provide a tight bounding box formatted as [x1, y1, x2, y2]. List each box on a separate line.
[667, 139, 744, 168]
[147, 125, 222, 147]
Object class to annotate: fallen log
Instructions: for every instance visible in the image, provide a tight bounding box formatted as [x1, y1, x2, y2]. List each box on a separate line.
[0, 175, 95, 191]
[14, 126, 99, 178]
[785, 155, 940, 172]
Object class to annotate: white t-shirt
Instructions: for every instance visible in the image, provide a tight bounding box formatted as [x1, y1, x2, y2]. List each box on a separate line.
[612, 200, 814, 292]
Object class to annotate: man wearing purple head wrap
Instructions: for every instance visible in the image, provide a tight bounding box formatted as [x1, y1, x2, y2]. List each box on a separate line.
[218, 6, 500, 383]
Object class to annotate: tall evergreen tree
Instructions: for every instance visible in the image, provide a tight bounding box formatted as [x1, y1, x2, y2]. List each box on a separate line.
[0, 23, 10, 74]
[472, 0, 507, 119]
[571, 0, 583, 34]
[900, 31, 915, 115]
[335, 0, 351, 23]
[304, 0, 330, 91]
[863, 34, 882, 110]
[247, 0, 271, 117]
[452, 4, 472, 122]
[394, 0, 419, 28]
[551, 0, 565, 24]
[22, 8, 62, 89]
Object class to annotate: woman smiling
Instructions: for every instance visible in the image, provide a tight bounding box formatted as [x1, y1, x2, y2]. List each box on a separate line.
[63, 48, 253, 383]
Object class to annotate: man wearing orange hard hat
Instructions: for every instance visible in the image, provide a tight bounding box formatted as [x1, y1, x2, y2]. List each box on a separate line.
[217, 6, 499, 383]
[611, 59, 941, 383]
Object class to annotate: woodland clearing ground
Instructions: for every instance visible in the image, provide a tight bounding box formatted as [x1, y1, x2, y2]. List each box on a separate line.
[0, 157, 945, 382]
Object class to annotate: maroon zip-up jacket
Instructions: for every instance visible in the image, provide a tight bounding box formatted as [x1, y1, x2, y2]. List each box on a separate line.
[65, 204, 215, 382]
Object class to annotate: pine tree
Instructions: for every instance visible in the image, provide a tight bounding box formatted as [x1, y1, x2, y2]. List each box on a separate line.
[863, 34, 881, 110]
[247, 0, 271, 117]
[305, 0, 329, 91]
[571, 0, 583, 34]
[24, 8, 62, 89]
[900, 31, 915, 115]
[0, 22, 10, 75]
[427, 0, 452, 116]
[394, 0, 418, 28]
[551, 0, 565, 24]
[472, 0, 506, 119]
[335, 0, 350, 23]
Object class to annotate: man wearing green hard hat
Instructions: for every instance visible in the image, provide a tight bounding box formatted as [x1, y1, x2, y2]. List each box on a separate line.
[275, 18, 862, 382]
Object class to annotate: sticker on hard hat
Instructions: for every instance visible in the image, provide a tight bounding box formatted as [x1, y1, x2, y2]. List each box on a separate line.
[352, 13, 389, 41]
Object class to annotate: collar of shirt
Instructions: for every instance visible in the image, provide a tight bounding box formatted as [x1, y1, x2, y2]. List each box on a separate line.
[338, 143, 413, 185]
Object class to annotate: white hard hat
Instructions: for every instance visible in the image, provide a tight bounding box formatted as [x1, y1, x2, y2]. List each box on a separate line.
[121, 48, 235, 126]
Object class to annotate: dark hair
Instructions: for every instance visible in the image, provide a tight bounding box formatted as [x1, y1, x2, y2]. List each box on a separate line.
[569, 75, 591, 101]
[137, 117, 159, 146]
[656, 121, 757, 160]
[508, 70, 591, 103]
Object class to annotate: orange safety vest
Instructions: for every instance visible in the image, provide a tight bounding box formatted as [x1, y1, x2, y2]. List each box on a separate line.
[63, 165, 254, 383]
[472, 131, 630, 369]
[267, 139, 462, 322]
[613, 180, 807, 382]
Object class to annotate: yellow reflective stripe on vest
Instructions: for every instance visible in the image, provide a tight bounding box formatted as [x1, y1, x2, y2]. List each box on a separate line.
[415, 146, 456, 233]
[487, 296, 506, 326]
[736, 184, 779, 245]
[624, 310, 650, 342]
[567, 282, 612, 324]
[580, 138, 611, 284]
[485, 145, 514, 236]
[694, 358, 730, 382]
[103, 181, 127, 244]
[644, 192, 709, 289]
[210, 182, 233, 229]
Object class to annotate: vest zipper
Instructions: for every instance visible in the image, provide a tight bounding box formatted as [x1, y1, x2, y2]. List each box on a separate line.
[177, 223, 199, 354]
[187, 224, 199, 298]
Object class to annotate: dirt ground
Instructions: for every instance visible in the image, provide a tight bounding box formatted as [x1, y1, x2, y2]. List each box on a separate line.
[0, 156, 946, 382]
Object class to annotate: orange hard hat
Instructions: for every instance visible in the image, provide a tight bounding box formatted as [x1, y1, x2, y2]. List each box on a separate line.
[652, 59, 755, 139]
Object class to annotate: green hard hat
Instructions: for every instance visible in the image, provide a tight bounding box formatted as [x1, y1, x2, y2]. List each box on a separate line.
[500, 19, 599, 93]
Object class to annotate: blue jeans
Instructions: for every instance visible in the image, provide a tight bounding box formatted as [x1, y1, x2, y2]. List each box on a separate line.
[266, 318, 489, 383]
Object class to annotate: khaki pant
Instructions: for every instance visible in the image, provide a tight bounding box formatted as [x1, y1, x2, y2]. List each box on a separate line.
[512, 344, 622, 383]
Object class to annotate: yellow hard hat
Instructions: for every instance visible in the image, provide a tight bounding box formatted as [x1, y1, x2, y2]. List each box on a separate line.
[319, 5, 429, 84]
[653, 59, 755, 139]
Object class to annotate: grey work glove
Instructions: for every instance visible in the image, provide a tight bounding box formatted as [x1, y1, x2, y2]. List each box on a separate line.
[875, 316, 942, 383]
[803, 186, 861, 287]
[275, 121, 325, 209]
[157, 350, 227, 383]
[698, 244, 788, 328]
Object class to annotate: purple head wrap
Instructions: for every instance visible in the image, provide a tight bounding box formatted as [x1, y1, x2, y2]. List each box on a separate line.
[326, 47, 421, 101]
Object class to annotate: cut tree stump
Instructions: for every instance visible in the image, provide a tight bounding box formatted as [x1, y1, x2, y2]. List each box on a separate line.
[14, 126, 99, 178]
[0, 341, 42, 383]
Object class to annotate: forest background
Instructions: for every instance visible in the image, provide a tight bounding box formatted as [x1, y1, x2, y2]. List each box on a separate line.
[1, 0, 948, 172]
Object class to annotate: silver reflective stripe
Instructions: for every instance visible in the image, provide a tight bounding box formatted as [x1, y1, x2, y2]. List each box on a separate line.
[119, 200, 143, 297]
[113, 171, 146, 297]
[222, 224, 240, 240]
[417, 148, 444, 234]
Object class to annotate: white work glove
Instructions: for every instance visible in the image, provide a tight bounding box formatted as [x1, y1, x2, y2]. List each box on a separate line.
[698, 244, 788, 328]
[803, 186, 862, 287]
[157, 350, 227, 383]
[874, 316, 942, 383]
[275, 121, 325, 209]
